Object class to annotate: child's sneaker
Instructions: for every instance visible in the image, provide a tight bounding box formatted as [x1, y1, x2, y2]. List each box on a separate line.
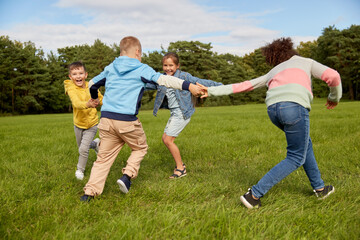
[240, 188, 261, 209]
[80, 194, 94, 202]
[314, 185, 335, 200]
[93, 138, 100, 154]
[75, 170, 84, 180]
[117, 175, 131, 194]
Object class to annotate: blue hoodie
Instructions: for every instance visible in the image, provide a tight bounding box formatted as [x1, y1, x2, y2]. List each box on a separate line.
[90, 56, 190, 121]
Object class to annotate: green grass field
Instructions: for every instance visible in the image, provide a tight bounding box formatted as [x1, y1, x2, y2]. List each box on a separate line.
[1, 99, 359, 239]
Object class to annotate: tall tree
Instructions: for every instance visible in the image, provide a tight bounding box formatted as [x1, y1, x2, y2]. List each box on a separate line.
[167, 41, 220, 81]
[0, 36, 55, 114]
[0, 36, 20, 113]
[297, 40, 318, 58]
[315, 25, 360, 100]
[46, 51, 70, 112]
[80, 39, 118, 78]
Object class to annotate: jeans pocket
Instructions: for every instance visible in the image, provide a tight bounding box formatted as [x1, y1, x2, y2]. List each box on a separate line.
[279, 103, 302, 125]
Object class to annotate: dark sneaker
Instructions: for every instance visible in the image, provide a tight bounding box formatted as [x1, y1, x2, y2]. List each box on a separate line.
[240, 188, 261, 209]
[117, 175, 131, 194]
[80, 194, 94, 202]
[314, 185, 335, 200]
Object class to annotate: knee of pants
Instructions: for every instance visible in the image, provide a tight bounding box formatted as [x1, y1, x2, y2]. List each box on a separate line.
[141, 144, 149, 154]
[136, 144, 148, 157]
[79, 145, 90, 156]
[287, 154, 306, 167]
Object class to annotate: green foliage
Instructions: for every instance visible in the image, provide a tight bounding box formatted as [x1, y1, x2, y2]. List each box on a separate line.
[0, 102, 359, 239]
[297, 40, 318, 58]
[168, 41, 218, 80]
[1, 24, 359, 115]
[142, 49, 164, 72]
[316, 25, 360, 100]
[0, 36, 57, 114]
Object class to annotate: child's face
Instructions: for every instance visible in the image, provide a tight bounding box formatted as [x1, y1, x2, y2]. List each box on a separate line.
[162, 58, 179, 76]
[69, 67, 88, 88]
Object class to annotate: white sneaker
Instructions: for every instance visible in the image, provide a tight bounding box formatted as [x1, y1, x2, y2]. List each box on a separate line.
[93, 138, 100, 154]
[75, 170, 84, 180]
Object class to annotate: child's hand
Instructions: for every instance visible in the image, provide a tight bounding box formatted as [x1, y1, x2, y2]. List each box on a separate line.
[93, 98, 100, 106]
[87, 98, 99, 108]
[325, 99, 338, 109]
[196, 83, 208, 98]
[189, 83, 204, 97]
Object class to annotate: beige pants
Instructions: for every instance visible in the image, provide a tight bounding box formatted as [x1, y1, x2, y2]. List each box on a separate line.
[84, 118, 148, 196]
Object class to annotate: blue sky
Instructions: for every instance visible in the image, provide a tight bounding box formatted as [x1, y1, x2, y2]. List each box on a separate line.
[0, 0, 359, 56]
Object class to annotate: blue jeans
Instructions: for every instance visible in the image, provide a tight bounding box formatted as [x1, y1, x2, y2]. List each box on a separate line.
[251, 102, 324, 198]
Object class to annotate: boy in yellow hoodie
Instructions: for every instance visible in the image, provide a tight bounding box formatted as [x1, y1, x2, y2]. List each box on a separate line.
[64, 61, 103, 180]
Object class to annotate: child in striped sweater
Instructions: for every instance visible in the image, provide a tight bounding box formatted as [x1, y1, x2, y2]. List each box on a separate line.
[201, 37, 342, 208]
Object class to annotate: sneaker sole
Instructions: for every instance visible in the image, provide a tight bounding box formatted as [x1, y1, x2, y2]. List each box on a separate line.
[318, 186, 335, 200]
[169, 173, 187, 179]
[240, 196, 255, 209]
[117, 179, 129, 194]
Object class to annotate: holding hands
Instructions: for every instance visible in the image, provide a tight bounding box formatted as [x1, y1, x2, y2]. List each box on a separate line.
[189, 83, 208, 97]
[86, 98, 100, 108]
[196, 83, 208, 98]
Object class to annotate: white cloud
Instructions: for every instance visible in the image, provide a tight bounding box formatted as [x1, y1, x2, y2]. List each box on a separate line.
[0, 0, 314, 56]
[292, 36, 318, 47]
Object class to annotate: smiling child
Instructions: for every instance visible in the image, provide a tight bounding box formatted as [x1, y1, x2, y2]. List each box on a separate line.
[64, 61, 103, 180]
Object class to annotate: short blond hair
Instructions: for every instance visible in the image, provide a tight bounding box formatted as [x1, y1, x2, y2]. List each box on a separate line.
[120, 36, 142, 55]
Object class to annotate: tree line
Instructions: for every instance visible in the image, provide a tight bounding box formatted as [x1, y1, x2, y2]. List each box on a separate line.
[0, 25, 359, 115]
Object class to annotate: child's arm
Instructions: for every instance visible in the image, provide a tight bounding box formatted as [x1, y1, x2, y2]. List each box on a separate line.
[206, 75, 268, 97]
[144, 82, 158, 91]
[65, 88, 90, 109]
[195, 78, 223, 87]
[143, 75, 203, 96]
[89, 72, 106, 99]
[310, 60, 342, 105]
[183, 72, 223, 87]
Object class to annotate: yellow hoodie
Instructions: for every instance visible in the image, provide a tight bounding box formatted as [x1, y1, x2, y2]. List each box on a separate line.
[64, 80, 103, 129]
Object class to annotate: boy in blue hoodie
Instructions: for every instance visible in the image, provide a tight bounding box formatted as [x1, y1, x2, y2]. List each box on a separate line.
[81, 36, 203, 201]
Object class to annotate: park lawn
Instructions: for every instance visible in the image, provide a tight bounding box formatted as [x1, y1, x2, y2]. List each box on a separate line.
[0, 99, 359, 239]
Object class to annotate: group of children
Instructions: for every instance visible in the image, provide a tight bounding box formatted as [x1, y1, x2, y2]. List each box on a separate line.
[65, 36, 342, 208]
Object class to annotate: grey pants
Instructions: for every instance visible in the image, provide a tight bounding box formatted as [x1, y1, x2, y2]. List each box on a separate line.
[74, 125, 98, 172]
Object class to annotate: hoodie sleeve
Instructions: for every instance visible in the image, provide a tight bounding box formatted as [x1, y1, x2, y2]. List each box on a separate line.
[98, 90, 104, 105]
[64, 80, 88, 109]
[89, 76, 106, 99]
[140, 64, 191, 91]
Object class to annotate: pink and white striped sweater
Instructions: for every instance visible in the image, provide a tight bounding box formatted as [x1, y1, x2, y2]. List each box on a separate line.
[208, 56, 342, 109]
